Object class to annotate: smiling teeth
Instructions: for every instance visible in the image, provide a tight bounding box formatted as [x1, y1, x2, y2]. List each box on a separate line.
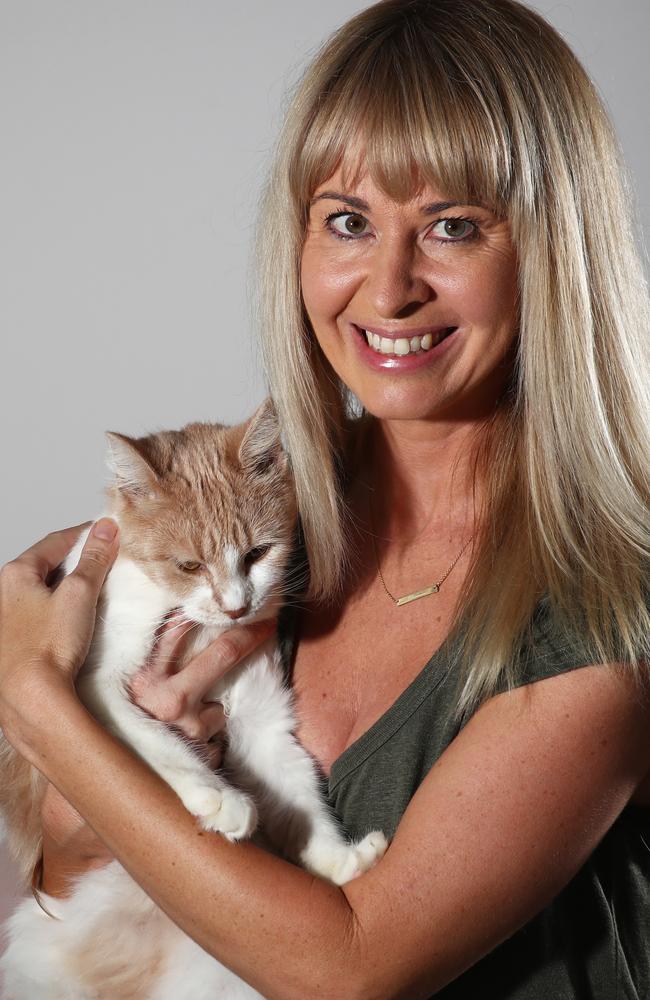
[364, 330, 450, 355]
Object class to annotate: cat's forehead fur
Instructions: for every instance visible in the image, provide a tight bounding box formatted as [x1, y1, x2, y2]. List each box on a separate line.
[106, 414, 296, 569]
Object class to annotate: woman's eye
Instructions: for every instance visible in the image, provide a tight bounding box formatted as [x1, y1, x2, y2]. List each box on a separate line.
[178, 561, 203, 573]
[326, 212, 369, 238]
[244, 544, 271, 570]
[430, 218, 477, 241]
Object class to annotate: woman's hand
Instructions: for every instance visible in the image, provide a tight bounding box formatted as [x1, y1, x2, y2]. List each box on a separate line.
[129, 614, 277, 762]
[0, 519, 120, 758]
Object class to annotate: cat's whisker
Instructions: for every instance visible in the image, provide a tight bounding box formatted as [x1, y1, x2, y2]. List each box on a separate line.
[95, 621, 160, 634]
[267, 581, 309, 601]
[162, 610, 190, 623]
[282, 571, 310, 585]
[163, 620, 202, 639]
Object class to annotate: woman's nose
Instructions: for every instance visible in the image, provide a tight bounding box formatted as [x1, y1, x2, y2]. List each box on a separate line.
[364, 239, 433, 318]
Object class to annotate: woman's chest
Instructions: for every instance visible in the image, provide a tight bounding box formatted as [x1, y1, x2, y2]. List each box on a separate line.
[290, 584, 462, 776]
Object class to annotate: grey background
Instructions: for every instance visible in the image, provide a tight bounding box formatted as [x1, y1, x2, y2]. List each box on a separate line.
[1, 0, 648, 939]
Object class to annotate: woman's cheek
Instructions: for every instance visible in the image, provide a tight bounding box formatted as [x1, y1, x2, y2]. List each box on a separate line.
[301, 250, 359, 325]
[455, 253, 518, 332]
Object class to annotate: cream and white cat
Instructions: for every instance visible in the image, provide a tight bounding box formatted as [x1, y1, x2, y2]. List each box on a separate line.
[0, 400, 386, 1000]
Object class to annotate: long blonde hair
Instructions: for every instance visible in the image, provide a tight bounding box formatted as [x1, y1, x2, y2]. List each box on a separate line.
[254, 0, 650, 718]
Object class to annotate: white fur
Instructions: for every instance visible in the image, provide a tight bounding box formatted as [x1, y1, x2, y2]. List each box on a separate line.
[1, 520, 386, 999]
[219, 545, 247, 612]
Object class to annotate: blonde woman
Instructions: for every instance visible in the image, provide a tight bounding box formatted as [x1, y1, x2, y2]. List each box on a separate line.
[1, 0, 649, 996]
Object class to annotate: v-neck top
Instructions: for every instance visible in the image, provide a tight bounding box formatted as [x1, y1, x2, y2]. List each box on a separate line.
[279, 595, 650, 999]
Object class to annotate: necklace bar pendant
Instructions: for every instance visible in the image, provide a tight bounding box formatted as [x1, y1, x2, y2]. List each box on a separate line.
[395, 584, 440, 607]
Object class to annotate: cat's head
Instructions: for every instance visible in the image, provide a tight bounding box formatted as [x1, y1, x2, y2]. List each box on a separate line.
[105, 399, 298, 626]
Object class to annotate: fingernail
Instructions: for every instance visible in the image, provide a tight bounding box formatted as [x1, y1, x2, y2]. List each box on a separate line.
[93, 518, 118, 542]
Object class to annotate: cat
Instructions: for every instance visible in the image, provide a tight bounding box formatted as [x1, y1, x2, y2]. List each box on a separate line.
[0, 399, 387, 1000]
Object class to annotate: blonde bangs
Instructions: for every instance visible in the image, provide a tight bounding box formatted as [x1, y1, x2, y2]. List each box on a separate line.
[292, 18, 516, 217]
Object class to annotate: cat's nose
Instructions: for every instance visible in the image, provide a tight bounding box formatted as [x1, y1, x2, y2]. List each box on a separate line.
[223, 605, 248, 620]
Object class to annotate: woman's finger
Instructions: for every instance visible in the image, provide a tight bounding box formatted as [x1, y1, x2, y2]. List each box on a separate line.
[62, 519, 120, 599]
[171, 701, 228, 743]
[170, 619, 276, 703]
[147, 615, 197, 677]
[198, 702, 227, 739]
[14, 522, 92, 581]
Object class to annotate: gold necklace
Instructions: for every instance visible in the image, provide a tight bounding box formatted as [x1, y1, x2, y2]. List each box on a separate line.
[368, 493, 475, 607]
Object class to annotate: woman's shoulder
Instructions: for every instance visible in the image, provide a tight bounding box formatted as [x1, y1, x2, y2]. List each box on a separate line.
[496, 573, 650, 696]
[513, 594, 600, 685]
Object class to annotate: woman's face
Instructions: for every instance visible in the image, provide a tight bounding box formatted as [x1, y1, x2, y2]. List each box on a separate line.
[300, 163, 519, 423]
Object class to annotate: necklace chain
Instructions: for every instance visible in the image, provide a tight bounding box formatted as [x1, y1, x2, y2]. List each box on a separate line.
[368, 492, 475, 607]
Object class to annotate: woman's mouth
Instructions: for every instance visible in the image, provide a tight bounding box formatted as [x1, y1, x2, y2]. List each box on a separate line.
[357, 326, 457, 357]
[349, 323, 460, 371]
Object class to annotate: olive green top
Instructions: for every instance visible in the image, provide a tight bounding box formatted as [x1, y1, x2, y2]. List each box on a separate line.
[282, 596, 650, 999]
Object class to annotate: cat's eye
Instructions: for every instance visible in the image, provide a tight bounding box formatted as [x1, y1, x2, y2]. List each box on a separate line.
[177, 560, 203, 573]
[243, 545, 271, 570]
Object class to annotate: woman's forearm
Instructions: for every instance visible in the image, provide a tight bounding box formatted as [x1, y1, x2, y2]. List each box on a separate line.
[25, 690, 368, 1000]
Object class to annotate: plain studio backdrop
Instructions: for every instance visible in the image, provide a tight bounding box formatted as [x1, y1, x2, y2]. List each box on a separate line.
[0, 0, 648, 958]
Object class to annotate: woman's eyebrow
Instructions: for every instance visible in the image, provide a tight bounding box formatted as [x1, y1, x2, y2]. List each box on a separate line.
[309, 190, 487, 214]
[309, 191, 370, 210]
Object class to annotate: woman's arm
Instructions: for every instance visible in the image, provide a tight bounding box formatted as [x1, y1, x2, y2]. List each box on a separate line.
[40, 784, 115, 897]
[2, 528, 649, 1000]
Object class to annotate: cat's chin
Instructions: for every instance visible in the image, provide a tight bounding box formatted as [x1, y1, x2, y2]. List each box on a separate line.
[179, 614, 232, 632]
[182, 609, 274, 631]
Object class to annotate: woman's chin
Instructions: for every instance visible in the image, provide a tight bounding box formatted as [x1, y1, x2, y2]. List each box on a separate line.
[352, 378, 507, 425]
[352, 389, 454, 424]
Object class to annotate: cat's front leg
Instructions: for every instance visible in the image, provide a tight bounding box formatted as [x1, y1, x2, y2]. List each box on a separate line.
[223, 647, 387, 884]
[81, 677, 258, 842]
[124, 725, 258, 843]
[177, 772, 258, 842]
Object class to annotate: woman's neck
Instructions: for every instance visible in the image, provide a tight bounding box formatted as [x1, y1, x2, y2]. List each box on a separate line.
[355, 417, 486, 552]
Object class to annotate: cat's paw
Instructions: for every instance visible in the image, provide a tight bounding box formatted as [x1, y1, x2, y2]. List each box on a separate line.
[301, 830, 388, 886]
[351, 830, 388, 873]
[183, 785, 258, 842]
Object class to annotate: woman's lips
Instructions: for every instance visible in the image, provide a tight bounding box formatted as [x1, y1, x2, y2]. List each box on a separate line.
[350, 323, 460, 370]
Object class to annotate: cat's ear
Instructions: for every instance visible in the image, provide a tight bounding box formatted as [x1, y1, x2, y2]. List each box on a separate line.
[105, 432, 159, 499]
[239, 398, 287, 477]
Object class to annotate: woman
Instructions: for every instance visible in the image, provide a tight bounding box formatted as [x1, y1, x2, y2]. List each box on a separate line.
[1, 0, 649, 996]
